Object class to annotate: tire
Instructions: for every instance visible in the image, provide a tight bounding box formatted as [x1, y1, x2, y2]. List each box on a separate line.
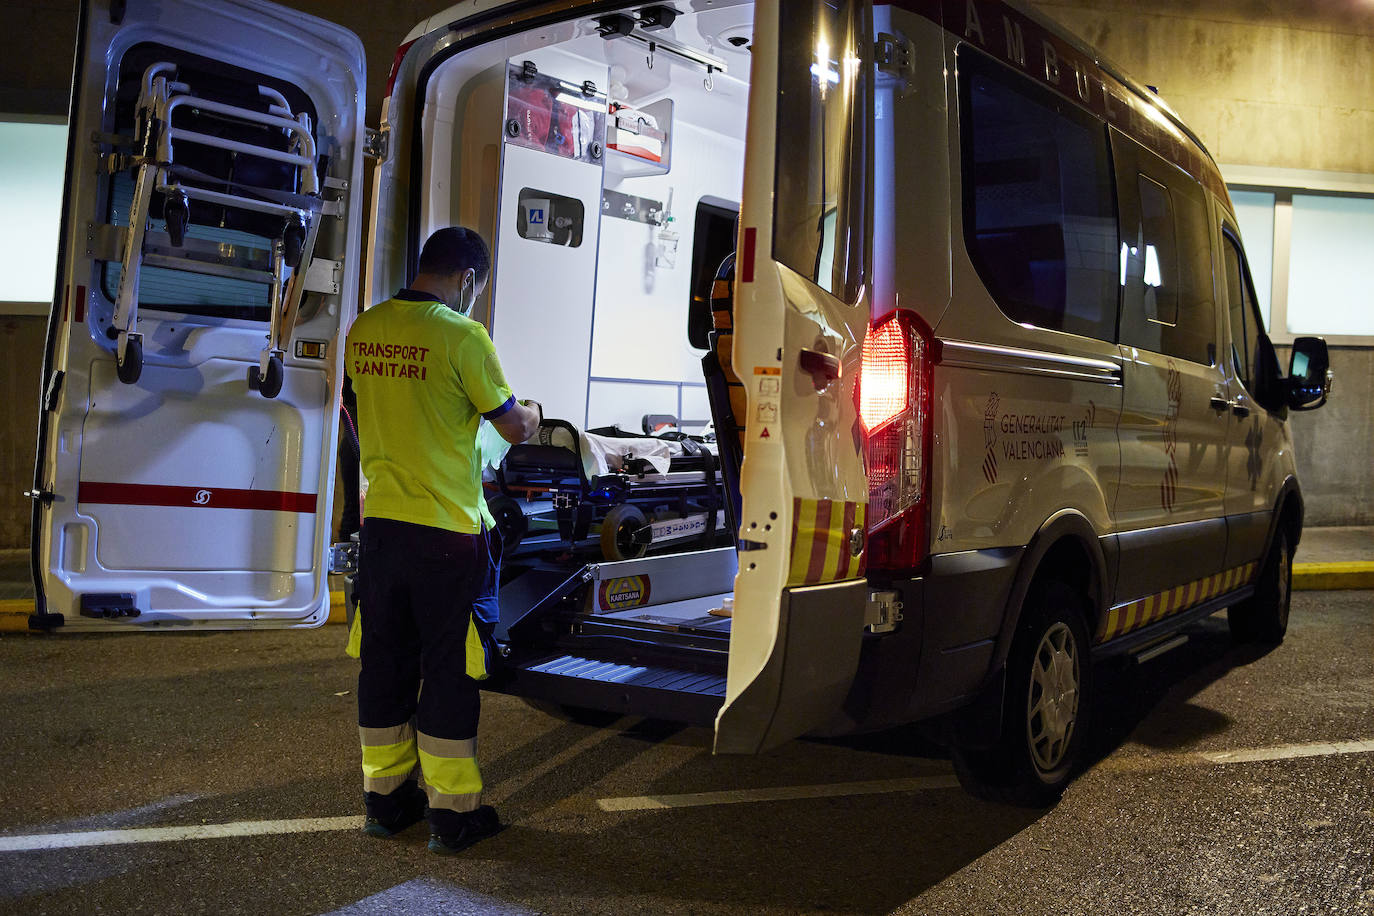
[1228, 528, 1292, 645]
[953, 579, 1093, 807]
[488, 494, 528, 552]
[116, 335, 143, 385]
[600, 504, 648, 561]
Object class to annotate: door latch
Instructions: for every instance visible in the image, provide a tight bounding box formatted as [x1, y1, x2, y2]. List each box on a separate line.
[363, 126, 389, 162]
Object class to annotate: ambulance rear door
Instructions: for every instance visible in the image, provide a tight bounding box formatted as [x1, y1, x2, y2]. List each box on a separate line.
[714, 0, 877, 753]
[30, 0, 365, 630]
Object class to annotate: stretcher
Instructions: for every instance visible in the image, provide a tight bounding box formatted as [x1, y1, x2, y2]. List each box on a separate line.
[106, 61, 329, 395]
[488, 418, 725, 561]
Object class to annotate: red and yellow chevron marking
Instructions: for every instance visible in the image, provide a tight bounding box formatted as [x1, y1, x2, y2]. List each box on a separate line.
[1096, 561, 1258, 643]
[787, 498, 868, 587]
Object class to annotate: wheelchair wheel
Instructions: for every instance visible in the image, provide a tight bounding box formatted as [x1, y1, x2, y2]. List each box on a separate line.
[488, 494, 528, 552]
[600, 504, 648, 561]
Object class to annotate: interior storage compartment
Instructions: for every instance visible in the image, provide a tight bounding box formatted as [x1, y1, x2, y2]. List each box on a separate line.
[413, 4, 755, 705]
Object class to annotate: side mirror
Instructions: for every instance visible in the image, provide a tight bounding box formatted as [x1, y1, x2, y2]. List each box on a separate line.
[1287, 336, 1332, 410]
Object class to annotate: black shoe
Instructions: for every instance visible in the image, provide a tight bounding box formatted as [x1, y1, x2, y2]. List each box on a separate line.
[427, 805, 503, 854]
[362, 782, 427, 838]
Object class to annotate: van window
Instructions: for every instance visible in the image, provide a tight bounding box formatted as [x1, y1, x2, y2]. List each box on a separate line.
[1118, 168, 1216, 365]
[773, 0, 869, 304]
[1222, 227, 1280, 402]
[959, 49, 1118, 341]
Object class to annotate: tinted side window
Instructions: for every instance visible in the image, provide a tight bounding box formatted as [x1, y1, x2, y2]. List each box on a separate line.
[960, 49, 1118, 341]
[1222, 228, 1281, 403]
[1114, 134, 1216, 366]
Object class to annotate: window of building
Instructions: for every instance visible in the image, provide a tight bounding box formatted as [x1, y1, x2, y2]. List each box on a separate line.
[959, 49, 1118, 342]
[1287, 194, 1374, 337]
[0, 118, 67, 312]
[1223, 167, 1374, 345]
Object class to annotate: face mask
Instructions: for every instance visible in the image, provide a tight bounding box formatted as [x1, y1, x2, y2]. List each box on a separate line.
[455, 271, 475, 316]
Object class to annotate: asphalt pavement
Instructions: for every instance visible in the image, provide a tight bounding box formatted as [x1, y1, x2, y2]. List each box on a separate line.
[0, 583, 1369, 915]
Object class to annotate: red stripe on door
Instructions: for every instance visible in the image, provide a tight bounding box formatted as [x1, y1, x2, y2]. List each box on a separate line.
[740, 227, 757, 283]
[74, 286, 86, 324]
[78, 482, 317, 514]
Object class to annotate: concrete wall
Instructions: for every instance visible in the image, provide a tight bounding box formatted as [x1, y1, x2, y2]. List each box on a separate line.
[1, 0, 1371, 547]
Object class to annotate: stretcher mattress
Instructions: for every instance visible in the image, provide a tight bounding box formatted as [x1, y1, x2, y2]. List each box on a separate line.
[531, 422, 712, 478]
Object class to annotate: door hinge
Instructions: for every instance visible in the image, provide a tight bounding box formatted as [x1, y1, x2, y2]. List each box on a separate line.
[875, 32, 915, 85]
[23, 488, 55, 505]
[363, 127, 389, 162]
[865, 589, 904, 634]
[329, 540, 358, 575]
[43, 370, 65, 412]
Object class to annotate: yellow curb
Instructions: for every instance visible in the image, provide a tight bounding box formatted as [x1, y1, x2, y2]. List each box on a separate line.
[1293, 562, 1374, 590]
[0, 599, 31, 633]
[1, 592, 349, 633]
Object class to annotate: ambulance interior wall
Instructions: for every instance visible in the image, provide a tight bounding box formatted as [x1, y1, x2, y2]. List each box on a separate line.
[473, 44, 747, 432]
[2, 0, 1372, 550]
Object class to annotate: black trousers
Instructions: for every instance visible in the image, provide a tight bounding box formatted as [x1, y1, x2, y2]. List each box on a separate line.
[356, 517, 501, 825]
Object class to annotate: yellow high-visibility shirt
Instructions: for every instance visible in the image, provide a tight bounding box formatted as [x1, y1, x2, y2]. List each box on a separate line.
[346, 289, 515, 534]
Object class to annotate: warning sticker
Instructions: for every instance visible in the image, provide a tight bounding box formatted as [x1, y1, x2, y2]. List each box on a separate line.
[756, 402, 778, 423]
[754, 366, 781, 375]
[599, 575, 651, 610]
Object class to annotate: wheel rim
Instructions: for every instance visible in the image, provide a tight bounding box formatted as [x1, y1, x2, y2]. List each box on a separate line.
[1026, 621, 1080, 773]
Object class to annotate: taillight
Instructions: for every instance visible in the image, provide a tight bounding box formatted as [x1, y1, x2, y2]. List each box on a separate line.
[858, 311, 933, 573]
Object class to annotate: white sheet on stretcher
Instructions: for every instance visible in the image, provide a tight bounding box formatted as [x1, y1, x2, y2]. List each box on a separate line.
[531, 423, 710, 478]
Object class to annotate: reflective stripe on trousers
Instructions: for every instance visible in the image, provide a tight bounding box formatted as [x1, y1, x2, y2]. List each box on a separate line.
[360, 723, 483, 813]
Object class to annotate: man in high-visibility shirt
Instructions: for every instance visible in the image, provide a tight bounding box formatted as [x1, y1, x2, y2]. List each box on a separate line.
[345, 227, 540, 854]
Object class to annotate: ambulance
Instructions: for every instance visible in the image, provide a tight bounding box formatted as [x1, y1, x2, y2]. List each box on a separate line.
[31, 0, 1333, 804]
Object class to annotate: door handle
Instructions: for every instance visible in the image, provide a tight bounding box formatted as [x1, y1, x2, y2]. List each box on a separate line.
[1208, 394, 1228, 412]
[1231, 401, 1250, 418]
[798, 348, 841, 391]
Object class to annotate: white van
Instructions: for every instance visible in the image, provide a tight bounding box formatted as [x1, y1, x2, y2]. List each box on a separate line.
[32, 0, 1332, 803]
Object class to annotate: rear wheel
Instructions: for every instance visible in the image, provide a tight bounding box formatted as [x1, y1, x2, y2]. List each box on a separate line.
[1228, 528, 1292, 645]
[953, 579, 1092, 807]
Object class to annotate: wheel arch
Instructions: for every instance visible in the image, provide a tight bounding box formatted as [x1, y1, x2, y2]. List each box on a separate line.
[989, 510, 1109, 678]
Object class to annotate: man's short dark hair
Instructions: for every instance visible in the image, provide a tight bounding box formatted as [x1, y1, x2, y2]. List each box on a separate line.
[417, 227, 491, 283]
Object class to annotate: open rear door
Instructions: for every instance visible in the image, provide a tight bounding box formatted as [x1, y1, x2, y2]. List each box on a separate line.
[715, 0, 876, 752]
[29, 0, 364, 630]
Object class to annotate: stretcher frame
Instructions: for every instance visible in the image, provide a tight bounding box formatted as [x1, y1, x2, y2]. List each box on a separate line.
[107, 61, 325, 395]
[490, 419, 725, 561]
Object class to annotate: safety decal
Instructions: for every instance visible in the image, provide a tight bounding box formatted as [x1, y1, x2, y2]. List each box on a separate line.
[1095, 561, 1258, 643]
[599, 575, 651, 611]
[1245, 417, 1264, 492]
[787, 497, 868, 586]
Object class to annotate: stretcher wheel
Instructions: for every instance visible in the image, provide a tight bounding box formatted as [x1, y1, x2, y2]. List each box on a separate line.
[164, 191, 190, 248]
[258, 354, 284, 399]
[282, 217, 307, 270]
[600, 504, 647, 561]
[116, 335, 143, 385]
[488, 495, 528, 552]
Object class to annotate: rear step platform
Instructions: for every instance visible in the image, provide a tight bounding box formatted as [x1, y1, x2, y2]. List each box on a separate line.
[495, 654, 726, 726]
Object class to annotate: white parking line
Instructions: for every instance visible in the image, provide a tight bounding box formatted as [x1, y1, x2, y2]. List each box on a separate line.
[1199, 738, 1374, 764]
[1, 738, 1370, 851]
[0, 816, 362, 853]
